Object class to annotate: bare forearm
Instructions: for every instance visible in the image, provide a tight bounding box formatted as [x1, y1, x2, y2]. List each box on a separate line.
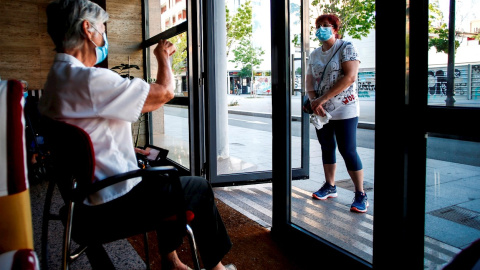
[156, 56, 175, 91]
[320, 75, 355, 101]
[141, 40, 177, 113]
[141, 58, 175, 113]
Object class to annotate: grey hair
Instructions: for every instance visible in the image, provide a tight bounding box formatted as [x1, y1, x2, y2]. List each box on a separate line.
[46, 0, 109, 52]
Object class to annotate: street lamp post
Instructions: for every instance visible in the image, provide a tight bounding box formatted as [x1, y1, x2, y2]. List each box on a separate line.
[445, 0, 456, 106]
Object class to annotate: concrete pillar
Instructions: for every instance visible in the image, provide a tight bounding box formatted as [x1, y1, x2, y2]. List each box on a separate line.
[215, 0, 229, 159]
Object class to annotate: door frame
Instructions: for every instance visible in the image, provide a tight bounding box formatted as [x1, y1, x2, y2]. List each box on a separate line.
[271, 0, 480, 269]
[203, 0, 310, 185]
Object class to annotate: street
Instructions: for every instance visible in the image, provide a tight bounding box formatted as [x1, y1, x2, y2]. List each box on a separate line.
[165, 103, 480, 167]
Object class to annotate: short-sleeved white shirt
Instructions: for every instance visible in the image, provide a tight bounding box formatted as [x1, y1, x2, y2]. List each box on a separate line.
[39, 53, 150, 205]
[307, 39, 361, 120]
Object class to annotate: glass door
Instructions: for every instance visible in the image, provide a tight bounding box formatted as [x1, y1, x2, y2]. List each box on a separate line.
[143, 0, 204, 176]
[204, 0, 310, 185]
[289, 0, 376, 264]
[424, 0, 480, 268]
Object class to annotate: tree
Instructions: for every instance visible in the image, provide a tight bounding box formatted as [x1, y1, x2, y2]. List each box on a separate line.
[475, 33, 480, 41]
[230, 38, 265, 82]
[226, 1, 265, 90]
[226, 1, 253, 57]
[428, 1, 460, 54]
[168, 33, 187, 75]
[311, 0, 375, 40]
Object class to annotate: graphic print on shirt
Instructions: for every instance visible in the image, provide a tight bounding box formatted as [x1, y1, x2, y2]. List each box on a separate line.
[311, 42, 359, 114]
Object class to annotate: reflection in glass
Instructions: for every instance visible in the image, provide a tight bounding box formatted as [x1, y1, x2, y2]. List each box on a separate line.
[146, 0, 190, 169]
[424, 135, 480, 268]
[427, 0, 480, 107]
[291, 0, 302, 169]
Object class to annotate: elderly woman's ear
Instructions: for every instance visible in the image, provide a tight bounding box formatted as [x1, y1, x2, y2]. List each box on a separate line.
[82, 20, 93, 39]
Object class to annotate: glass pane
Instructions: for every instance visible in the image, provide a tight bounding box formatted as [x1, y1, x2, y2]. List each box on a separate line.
[427, 0, 480, 107]
[291, 0, 302, 169]
[146, 0, 190, 169]
[219, 0, 272, 175]
[424, 135, 480, 268]
[291, 0, 376, 264]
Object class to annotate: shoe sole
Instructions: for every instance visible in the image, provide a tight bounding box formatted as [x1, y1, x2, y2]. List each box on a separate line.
[350, 201, 369, 213]
[312, 193, 338, 200]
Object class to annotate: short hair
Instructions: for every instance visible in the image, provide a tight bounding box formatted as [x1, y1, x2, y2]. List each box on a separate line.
[46, 0, 109, 52]
[315, 14, 341, 31]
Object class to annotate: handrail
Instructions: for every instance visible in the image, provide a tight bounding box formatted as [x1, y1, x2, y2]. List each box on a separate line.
[142, 21, 187, 48]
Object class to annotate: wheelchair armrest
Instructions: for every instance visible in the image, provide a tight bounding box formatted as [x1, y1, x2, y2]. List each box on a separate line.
[0, 249, 40, 270]
[72, 166, 179, 202]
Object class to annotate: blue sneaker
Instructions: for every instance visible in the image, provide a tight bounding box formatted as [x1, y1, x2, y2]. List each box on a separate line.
[350, 191, 369, 213]
[312, 183, 337, 200]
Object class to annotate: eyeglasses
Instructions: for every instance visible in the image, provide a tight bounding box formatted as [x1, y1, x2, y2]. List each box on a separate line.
[92, 25, 104, 35]
[317, 23, 333, 28]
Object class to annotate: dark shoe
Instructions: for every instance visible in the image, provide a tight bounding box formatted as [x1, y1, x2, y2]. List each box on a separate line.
[350, 191, 369, 213]
[312, 183, 338, 200]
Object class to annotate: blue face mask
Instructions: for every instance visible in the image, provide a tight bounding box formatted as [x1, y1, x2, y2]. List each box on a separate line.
[315, 27, 333, 41]
[91, 32, 108, 65]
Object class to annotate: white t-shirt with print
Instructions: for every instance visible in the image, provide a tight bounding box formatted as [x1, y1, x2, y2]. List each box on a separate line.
[39, 53, 150, 205]
[306, 39, 361, 120]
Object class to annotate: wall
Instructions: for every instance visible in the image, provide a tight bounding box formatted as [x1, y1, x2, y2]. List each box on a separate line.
[0, 0, 147, 145]
[107, 0, 144, 79]
[0, 0, 53, 89]
[0, 0, 144, 87]
[106, 0, 146, 146]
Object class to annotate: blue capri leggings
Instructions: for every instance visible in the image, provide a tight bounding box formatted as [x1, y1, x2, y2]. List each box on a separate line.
[315, 116, 363, 171]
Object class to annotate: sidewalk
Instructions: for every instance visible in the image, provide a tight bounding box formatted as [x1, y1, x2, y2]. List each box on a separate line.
[227, 93, 376, 129]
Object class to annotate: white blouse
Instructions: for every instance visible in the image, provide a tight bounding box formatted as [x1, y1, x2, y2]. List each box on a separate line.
[307, 39, 361, 120]
[40, 53, 150, 205]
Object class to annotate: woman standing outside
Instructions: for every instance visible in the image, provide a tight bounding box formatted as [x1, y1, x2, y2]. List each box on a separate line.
[306, 14, 368, 213]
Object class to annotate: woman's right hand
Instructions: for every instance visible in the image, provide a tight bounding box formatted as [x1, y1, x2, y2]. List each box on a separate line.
[153, 40, 176, 59]
[310, 96, 327, 117]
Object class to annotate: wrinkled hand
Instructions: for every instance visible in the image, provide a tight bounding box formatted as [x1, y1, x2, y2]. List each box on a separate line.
[134, 148, 150, 156]
[153, 40, 176, 59]
[310, 96, 327, 117]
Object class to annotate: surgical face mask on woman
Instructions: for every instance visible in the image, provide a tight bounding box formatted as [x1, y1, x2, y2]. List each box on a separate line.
[90, 27, 109, 65]
[315, 26, 334, 42]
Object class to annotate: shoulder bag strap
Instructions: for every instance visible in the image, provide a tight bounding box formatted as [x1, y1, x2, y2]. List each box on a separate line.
[315, 40, 350, 98]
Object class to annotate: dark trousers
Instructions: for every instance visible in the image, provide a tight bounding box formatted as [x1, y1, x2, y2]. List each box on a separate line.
[72, 176, 232, 269]
[315, 117, 363, 171]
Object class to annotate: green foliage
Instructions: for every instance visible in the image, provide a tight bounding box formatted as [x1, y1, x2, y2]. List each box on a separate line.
[238, 66, 252, 79]
[230, 38, 265, 78]
[290, 3, 301, 47]
[311, 0, 375, 40]
[295, 67, 302, 75]
[168, 33, 187, 75]
[226, 1, 265, 79]
[110, 64, 140, 80]
[226, 1, 253, 57]
[228, 99, 239, 106]
[428, 1, 459, 54]
[428, 23, 460, 54]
